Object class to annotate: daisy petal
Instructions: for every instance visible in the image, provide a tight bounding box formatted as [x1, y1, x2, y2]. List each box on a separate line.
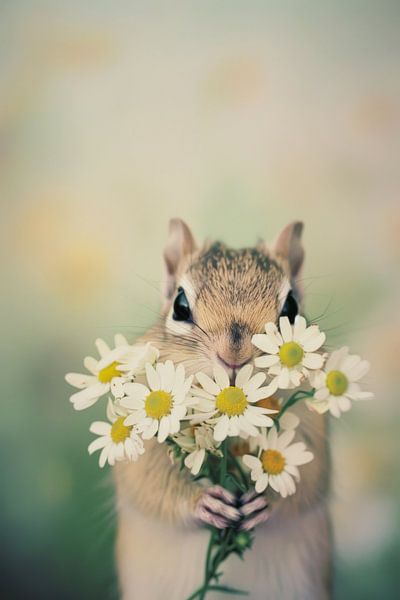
[88, 436, 109, 454]
[83, 356, 98, 374]
[251, 382, 279, 402]
[268, 474, 280, 494]
[146, 363, 160, 391]
[314, 386, 329, 401]
[235, 364, 254, 388]
[65, 372, 97, 389]
[242, 372, 266, 395]
[277, 367, 290, 389]
[114, 333, 128, 347]
[160, 360, 175, 392]
[142, 419, 158, 439]
[255, 473, 269, 493]
[95, 338, 110, 358]
[285, 464, 300, 481]
[192, 448, 206, 475]
[348, 360, 370, 382]
[326, 347, 348, 372]
[213, 364, 230, 390]
[337, 396, 352, 412]
[277, 429, 296, 450]
[243, 454, 261, 470]
[214, 415, 230, 441]
[302, 332, 326, 352]
[196, 372, 221, 396]
[251, 334, 279, 355]
[158, 416, 170, 443]
[279, 317, 293, 342]
[97, 444, 109, 467]
[90, 421, 111, 436]
[70, 382, 109, 410]
[279, 412, 300, 430]
[254, 354, 280, 369]
[293, 316, 307, 339]
[302, 353, 325, 369]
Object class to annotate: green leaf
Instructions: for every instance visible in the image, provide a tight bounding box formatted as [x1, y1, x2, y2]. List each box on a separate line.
[206, 584, 249, 595]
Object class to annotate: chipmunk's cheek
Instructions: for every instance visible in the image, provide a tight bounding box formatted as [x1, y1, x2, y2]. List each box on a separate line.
[165, 311, 193, 336]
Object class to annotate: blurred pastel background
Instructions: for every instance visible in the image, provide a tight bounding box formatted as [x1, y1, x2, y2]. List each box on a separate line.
[1, 1, 399, 598]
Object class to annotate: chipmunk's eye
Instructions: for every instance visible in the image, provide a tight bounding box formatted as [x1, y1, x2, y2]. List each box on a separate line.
[279, 290, 298, 324]
[173, 287, 192, 322]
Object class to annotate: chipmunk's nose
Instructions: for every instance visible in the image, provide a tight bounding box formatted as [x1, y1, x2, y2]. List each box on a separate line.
[215, 321, 254, 376]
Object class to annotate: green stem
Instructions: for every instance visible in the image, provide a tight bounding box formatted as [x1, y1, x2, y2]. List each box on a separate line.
[229, 453, 249, 488]
[220, 439, 228, 485]
[275, 388, 315, 430]
[204, 529, 216, 580]
[186, 440, 250, 600]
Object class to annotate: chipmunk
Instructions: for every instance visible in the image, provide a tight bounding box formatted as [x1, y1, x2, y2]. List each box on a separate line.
[114, 219, 332, 600]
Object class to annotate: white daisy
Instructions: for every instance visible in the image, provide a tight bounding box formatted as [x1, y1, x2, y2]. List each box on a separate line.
[110, 342, 160, 398]
[174, 424, 221, 475]
[243, 427, 314, 497]
[252, 316, 326, 393]
[115, 342, 160, 380]
[121, 360, 194, 443]
[191, 364, 278, 442]
[307, 346, 373, 418]
[255, 396, 300, 430]
[88, 399, 145, 468]
[248, 396, 300, 451]
[65, 336, 158, 410]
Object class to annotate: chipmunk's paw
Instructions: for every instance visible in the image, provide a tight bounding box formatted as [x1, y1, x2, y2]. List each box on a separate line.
[238, 490, 270, 531]
[195, 486, 241, 529]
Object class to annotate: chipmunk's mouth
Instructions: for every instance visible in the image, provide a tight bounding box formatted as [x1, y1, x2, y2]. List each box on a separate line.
[216, 354, 251, 385]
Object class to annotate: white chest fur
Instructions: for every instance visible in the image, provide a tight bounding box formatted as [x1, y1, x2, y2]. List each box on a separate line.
[116, 499, 331, 600]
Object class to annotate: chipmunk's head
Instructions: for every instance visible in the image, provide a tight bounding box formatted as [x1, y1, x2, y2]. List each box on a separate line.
[161, 219, 305, 380]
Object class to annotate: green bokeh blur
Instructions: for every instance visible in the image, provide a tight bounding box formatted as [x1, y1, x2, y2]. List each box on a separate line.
[1, 2, 399, 598]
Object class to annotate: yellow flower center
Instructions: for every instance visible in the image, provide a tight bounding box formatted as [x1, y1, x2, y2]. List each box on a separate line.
[279, 342, 304, 367]
[98, 361, 121, 383]
[261, 449, 286, 475]
[216, 386, 248, 416]
[326, 370, 348, 396]
[145, 390, 173, 419]
[111, 417, 132, 443]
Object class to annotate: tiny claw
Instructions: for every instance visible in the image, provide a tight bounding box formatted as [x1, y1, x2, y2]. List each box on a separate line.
[202, 494, 241, 522]
[239, 507, 270, 531]
[240, 494, 268, 518]
[208, 485, 237, 506]
[195, 505, 230, 530]
[194, 486, 241, 530]
[240, 490, 259, 505]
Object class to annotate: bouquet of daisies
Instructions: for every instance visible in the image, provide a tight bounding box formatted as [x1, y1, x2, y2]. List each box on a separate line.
[66, 316, 372, 599]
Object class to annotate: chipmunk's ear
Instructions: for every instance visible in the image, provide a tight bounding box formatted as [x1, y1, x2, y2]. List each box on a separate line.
[271, 221, 304, 279]
[163, 218, 197, 300]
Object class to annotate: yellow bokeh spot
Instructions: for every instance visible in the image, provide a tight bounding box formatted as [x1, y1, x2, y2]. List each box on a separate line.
[111, 417, 132, 443]
[216, 386, 248, 416]
[261, 449, 286, 475]
[145, 390, 173, 420]
[326, 370, 348, 396]
[98, 361, 121, 383]
[279, 342, 304, 367]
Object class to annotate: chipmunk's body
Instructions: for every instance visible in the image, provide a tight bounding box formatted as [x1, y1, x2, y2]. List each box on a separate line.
[114, 220, 332, 599]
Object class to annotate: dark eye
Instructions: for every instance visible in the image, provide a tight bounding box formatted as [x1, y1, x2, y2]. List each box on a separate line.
[173, 287, 192, 322]
[279, 290, 298, 324]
